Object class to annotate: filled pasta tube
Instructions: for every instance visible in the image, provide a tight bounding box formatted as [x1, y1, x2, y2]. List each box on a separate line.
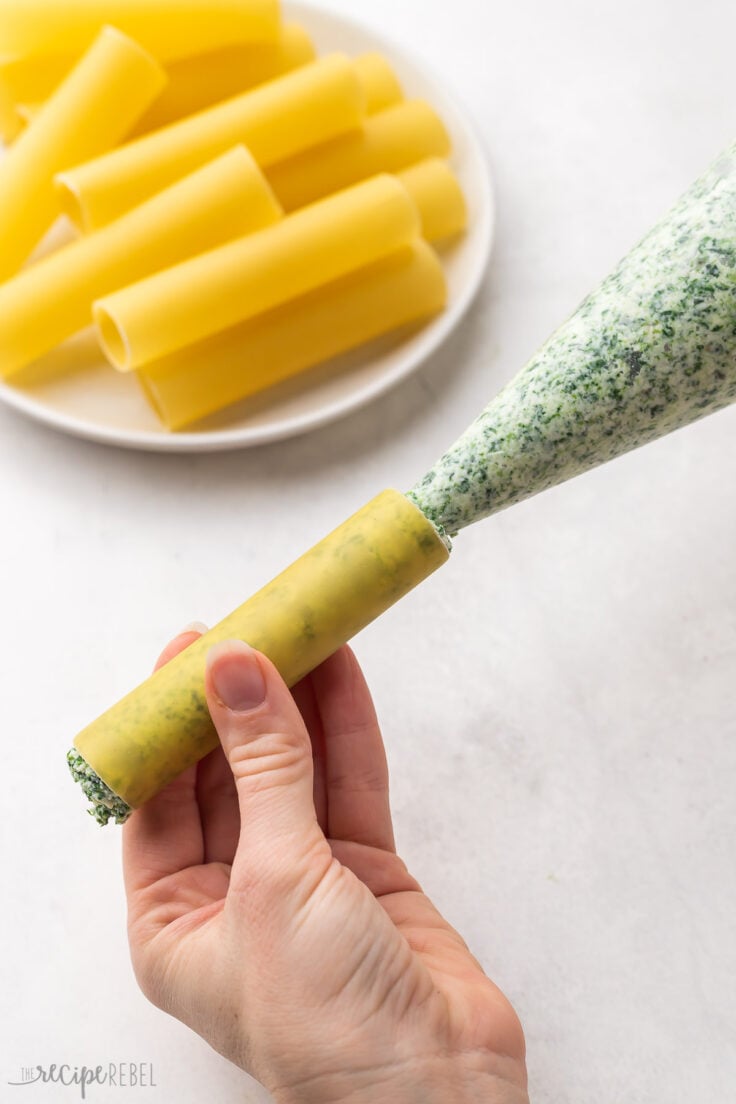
[0, 148, 281, 379]
[68, 489, 450, 822]
[265, 100, 451, 212]
[56, 54, 366, 232]
[94, 173, 421, 371]
[0, 0, 279, 63]
[139, 239, 447, 429]
[0, 26, 166, 281]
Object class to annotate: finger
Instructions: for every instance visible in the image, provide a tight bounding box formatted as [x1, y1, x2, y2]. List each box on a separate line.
[291, 672, 328, 833]
[154, 623, 207, 671]
[329, 838, 421, 898]
[378, 888, 492, 985]
[311, 646, 395, 852]
[195, 743, 239, 865]
[205, 641, 329, 901]
[123, 627, 206, 897]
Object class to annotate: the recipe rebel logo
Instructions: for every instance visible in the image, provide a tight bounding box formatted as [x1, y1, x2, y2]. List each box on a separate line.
[7, 1062, 157, 1099]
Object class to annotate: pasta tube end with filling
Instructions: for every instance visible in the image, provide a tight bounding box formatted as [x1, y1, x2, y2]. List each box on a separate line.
[66, 749, 133, 826]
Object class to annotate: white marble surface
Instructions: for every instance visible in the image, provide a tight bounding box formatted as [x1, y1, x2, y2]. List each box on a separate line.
[2, 0, 735, 1101]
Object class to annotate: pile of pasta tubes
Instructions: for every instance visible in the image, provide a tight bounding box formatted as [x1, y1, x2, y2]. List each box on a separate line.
[0, 0, 468, 429]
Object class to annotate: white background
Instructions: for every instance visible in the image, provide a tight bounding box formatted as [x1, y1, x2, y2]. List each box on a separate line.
[2, 0, 735, 1101]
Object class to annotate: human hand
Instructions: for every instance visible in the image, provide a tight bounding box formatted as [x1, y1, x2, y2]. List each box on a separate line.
[123, 630, 528, 1104]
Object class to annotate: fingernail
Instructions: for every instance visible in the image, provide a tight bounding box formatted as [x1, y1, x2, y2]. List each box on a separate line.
[182, 620, 209, 635]
[208, 641, 266, 712]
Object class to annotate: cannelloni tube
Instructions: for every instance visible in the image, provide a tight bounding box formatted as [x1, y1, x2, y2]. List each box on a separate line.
[397, 159, 467, 242]
[2, 102, 32, 142]
[136, 166, 459, 428]
[0, 24, 316, 142]
[56, 54, 365, 231]
[0, 26, 166, 280]
[70, 489, 450, 819]
[0, 148, 281, 379]
[0, 95, 23, 144]
[132, 24, 316, 137]
[94, 173, 420, 371]
[0, 53, 72, 111]
[353, 53, 403, 114]
[265, 100, 451, 212]
[0, 54, 54, 141]
[0, 0, 279, 62]
[139, 240, 447, 429]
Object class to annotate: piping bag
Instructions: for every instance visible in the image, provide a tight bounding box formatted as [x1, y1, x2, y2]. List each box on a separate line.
[68, 137, 736, 824]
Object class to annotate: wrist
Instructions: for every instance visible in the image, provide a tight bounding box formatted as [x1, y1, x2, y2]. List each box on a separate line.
[267, 1050, 528, 1104]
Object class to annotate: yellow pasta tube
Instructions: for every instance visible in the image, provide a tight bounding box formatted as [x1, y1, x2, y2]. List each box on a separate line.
[131, 24, 316, 137]
[0, 87, 24, 144]
[0, 148, 280, 380]
[0, 27, 166, 281]
[0, 24, 316, 143]
[0, 54, 47, 139]
[354, 53, 403, 114]
[139, 240, 446, 430]
[8, 103, 35, 137]
[266, 99, 451, 212]
[94, 173, 420, 371]
[0, 53, 71, 108]
[56, 54, 366, 232]
[0, 1, 279, 62]
[73, 489, 450, 811]
[397, 159, 468, 242]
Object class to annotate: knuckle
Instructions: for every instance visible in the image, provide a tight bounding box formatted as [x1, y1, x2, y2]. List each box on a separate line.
[226, 727, 309, 786]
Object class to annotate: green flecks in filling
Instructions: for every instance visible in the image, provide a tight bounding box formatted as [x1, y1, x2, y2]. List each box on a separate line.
[409, 142, 736, 534]
[66, 749, 132, 827]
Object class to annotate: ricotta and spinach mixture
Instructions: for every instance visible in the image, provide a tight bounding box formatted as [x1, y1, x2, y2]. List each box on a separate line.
[67, 749, 132, 826]
[409, 141, 736, 534]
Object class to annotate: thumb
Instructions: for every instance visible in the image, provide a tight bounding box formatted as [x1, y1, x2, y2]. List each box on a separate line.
[204, 640, 326, 895]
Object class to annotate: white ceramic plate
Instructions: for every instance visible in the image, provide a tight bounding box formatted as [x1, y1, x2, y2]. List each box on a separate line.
[0, 1, 494, 452]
